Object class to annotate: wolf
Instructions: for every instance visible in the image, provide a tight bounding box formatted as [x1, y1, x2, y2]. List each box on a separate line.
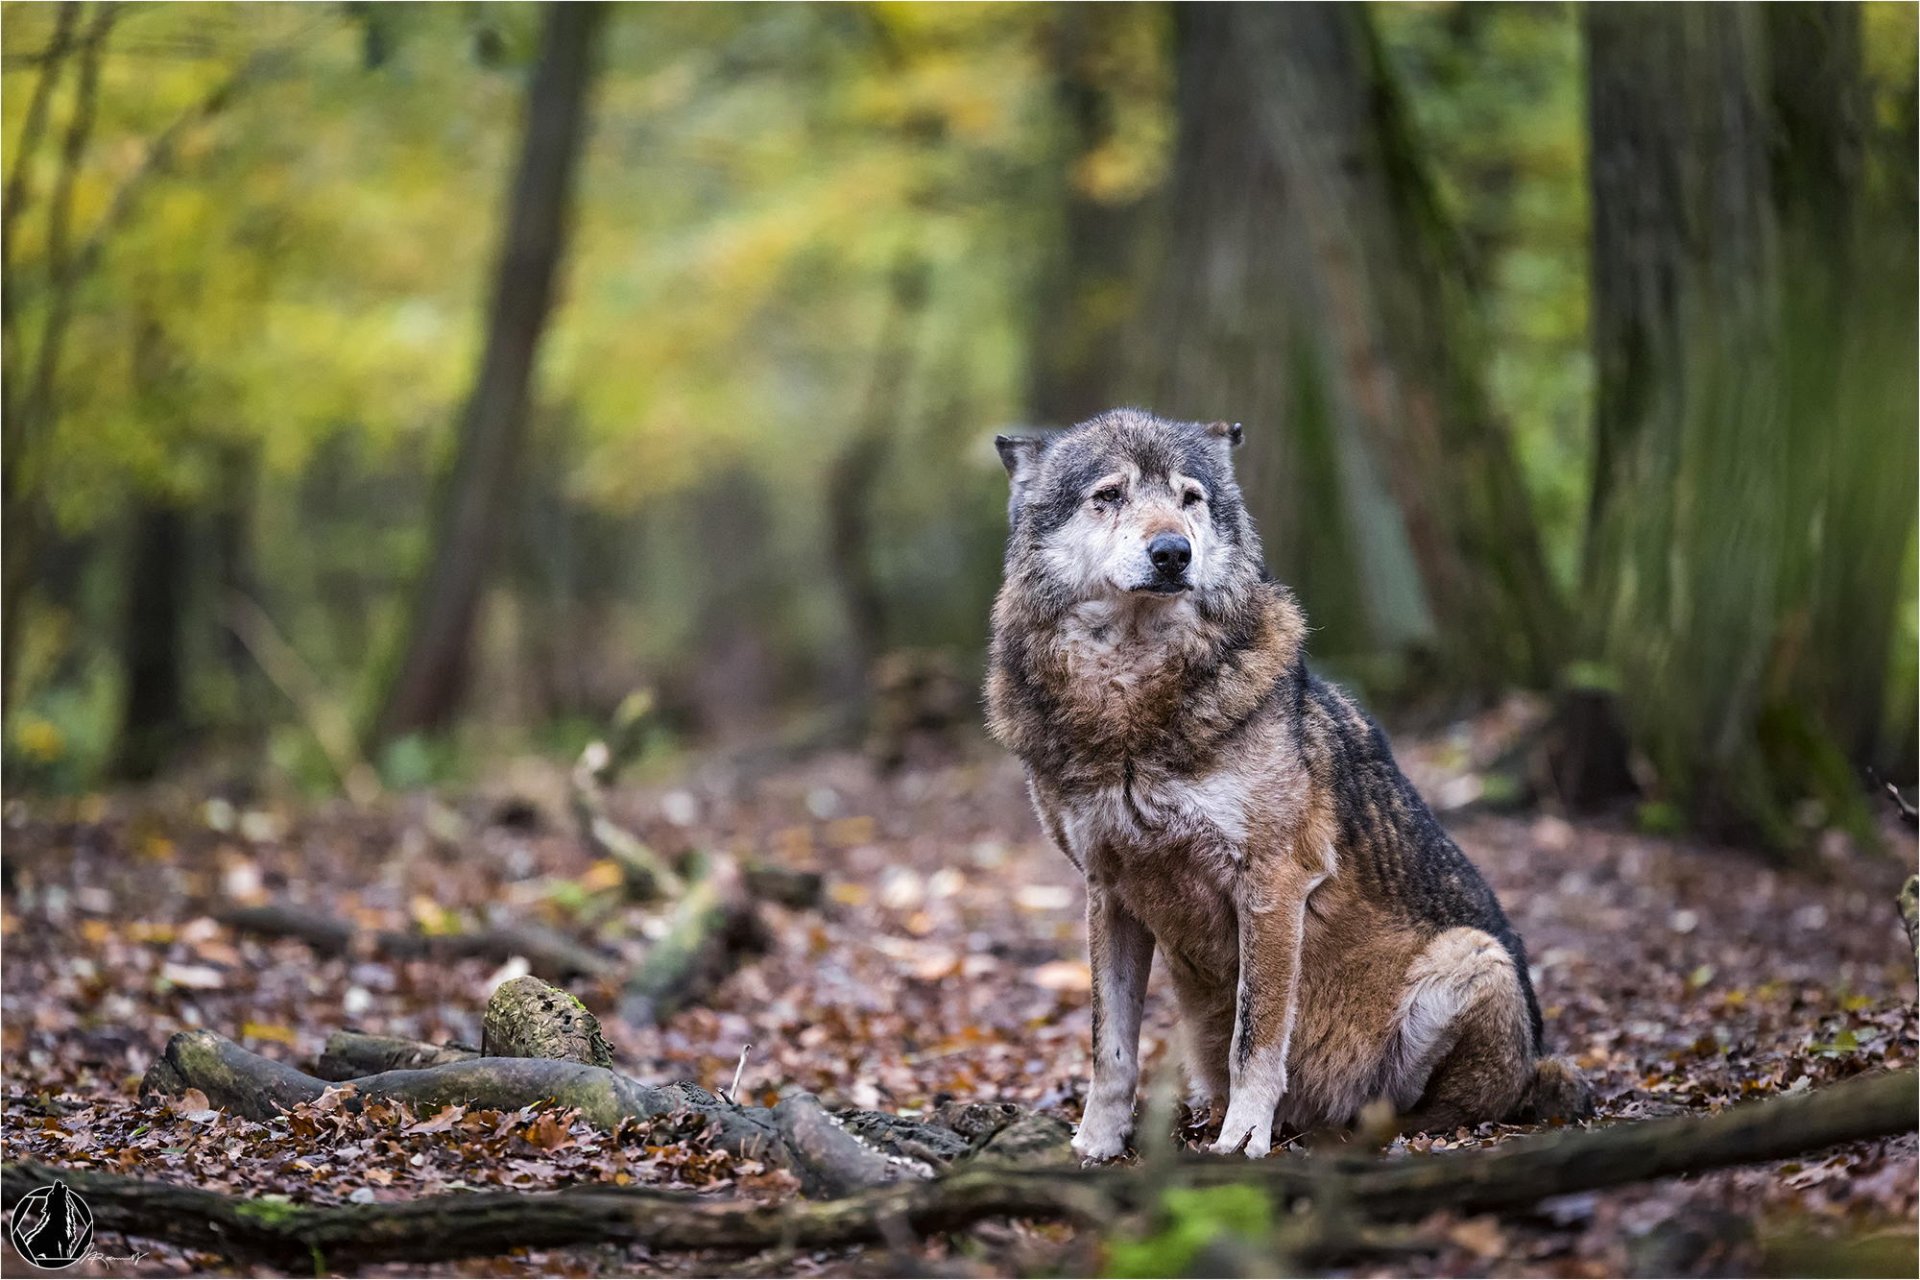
[986, 408, 1588, 1160]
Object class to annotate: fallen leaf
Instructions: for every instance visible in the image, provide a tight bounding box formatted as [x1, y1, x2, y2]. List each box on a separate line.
[409, 1104, 467, 1134]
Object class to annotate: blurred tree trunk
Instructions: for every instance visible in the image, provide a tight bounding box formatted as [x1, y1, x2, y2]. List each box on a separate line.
[112, 501, 190, 780]
[1139, 3, 1563, 695]
[1574, 3, 1913, 849]
[823, 256, 930, 702]
[112, 307, 195, 780]
[1025, 4, 1154, 427]
[1134, 3, 1389, 662]
[373, 2, 602, 744]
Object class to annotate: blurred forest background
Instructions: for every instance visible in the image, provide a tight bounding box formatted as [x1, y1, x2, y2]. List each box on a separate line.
[3, 0, 1916, 857]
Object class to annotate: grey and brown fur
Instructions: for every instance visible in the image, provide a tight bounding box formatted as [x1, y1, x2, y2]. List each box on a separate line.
[986, 409, 1588, 1160]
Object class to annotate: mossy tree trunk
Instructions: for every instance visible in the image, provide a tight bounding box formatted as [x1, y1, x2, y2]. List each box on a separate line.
[1579, 2, 1915, 849]
[1135, 3, 1562, 696]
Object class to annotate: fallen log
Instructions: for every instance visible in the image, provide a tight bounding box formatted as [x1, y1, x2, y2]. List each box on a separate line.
[212, 904, 356, 954]
[313, 1032, 477, 1082]
[142, 1029, 787, 1165]
[12, 1068, 1915, 1267]
[138, 1028, 961, 1195]
[212, 902, 619, 982]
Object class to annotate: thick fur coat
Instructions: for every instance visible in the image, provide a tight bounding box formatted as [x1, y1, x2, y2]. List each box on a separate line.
[986, 409, 1586, 1159]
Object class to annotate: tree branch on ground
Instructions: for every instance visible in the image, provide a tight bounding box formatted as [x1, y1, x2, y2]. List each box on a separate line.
[568, 690, 686, 900]
[16, 1068, 1914, 1268]
[618, 850, 766, 1026]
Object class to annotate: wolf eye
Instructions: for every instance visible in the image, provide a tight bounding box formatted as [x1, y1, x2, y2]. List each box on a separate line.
[1092, 485, 1123, 505]
[1182, 489, 1206, 508]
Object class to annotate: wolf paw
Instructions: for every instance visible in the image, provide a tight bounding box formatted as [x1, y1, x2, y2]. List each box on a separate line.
[1209, 1104, 1274, 1159]
[1071, 1112, 1132, 1162]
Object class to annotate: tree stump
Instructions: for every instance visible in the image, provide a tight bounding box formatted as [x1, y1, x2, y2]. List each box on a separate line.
[482, 976, 614, 1067]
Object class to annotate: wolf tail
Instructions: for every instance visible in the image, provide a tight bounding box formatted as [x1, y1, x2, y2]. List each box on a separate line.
[1514, 1056, 1594, 1123]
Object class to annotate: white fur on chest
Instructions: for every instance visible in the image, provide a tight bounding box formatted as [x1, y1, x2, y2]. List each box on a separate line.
[1057, 769, 1251, 875]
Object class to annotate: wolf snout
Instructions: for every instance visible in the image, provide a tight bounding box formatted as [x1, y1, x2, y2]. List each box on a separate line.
[1148, 533, 1192, 578]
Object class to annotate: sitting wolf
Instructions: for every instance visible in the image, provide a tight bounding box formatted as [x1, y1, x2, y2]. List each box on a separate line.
[986, 409, 1588, 1160]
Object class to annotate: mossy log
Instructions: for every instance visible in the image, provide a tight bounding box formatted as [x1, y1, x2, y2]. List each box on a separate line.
[314, 1032, 477, 1081]
[138, 1029, 978, 1196]
[16, 1068, 1916, 1268]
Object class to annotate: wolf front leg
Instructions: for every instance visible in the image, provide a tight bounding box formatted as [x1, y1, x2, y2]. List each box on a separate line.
[1212, 862, 1322, 1158]
[1073, 882, 1154, 1162]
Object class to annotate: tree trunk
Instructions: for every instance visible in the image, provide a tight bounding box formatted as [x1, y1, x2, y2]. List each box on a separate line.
[1137, 3, 1562, 694]
[373, 2, 603, 743]
[823, 255, 930, 701]
[1024, 4, 1155, 427]
[111, 501, 191, 780]
[1134, 3, 1389, 661]
[1577, 2, 1913, 848]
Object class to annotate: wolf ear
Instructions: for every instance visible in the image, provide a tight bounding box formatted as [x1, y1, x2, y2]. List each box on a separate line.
[995, 434, 1045, 477]
[1205, 420, 1245, 449]
[995, 434, 1047, 524]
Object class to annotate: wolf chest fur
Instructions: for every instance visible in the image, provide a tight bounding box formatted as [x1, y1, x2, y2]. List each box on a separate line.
[986, 408, 1586, 1160]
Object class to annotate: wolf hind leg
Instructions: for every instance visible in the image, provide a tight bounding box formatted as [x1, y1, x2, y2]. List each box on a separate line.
[1512, 1056, 1594, 1123]
[1384, 927, 1535, 1133]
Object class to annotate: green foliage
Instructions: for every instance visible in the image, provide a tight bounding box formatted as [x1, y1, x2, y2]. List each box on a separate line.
[1104, 1184, 1274, 1279]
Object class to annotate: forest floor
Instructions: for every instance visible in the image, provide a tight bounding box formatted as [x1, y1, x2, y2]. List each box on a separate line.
[3, 709, 1916, 1278]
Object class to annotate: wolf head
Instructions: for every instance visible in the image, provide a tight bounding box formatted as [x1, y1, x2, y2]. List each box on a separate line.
[994, 409, 1265, 617]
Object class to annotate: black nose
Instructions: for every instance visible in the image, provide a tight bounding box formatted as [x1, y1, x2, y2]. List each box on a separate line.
[1148, 533, 1192, 576]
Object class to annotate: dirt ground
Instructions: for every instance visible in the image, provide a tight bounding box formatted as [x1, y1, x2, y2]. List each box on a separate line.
[3, 717, 1915, 1277]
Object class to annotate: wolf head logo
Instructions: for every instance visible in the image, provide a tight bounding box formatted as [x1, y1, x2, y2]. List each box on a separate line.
[994, 409, 1265, 617]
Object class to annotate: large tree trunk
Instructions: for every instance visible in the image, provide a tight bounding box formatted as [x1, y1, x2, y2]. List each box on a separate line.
[1577, 2, 1914, 849]
[1137, 3, 1562, 694]
[373, 2, 602, 743]
[1024, 4, 1155, 427]
[1134, 4, 1392, 661]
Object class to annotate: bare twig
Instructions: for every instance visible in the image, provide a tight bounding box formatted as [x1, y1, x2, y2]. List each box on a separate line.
[1881, 778, 1918, 829]
[618, 850, 764, 1025]
[726, 1042, 753, 1103]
